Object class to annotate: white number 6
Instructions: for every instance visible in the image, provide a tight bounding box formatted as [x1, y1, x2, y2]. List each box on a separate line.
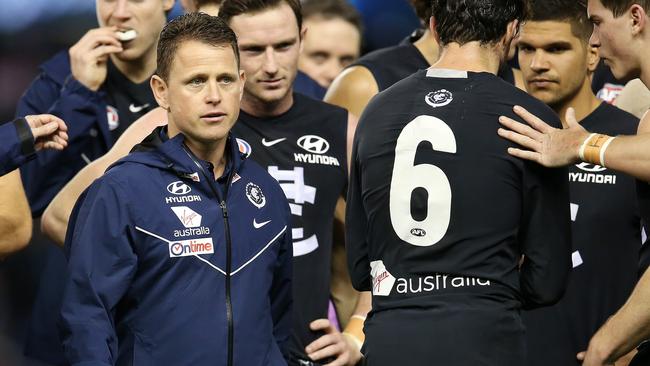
[389, 115, 457, 246]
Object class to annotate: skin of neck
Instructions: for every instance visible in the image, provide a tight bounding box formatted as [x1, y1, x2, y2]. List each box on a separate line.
[414, 29, 441, 66]
[167, 119, 228, 179]
[555, 78, 601, 127]
[432, 41, 503, 75]
[240, 87, 295, 118]
[110, 42, 159, 84]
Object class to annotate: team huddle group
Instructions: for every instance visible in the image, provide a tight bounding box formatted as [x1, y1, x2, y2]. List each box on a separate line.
[2, 0, 650, 365]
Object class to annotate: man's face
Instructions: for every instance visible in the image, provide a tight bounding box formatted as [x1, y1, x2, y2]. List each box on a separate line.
[518, 21, 594, 108]
[96, 0, 173, 61]
[153, 40, 244, 145]
[587, 0, 638, 81]
[298, 17, 361, 88]
[228, 3, 301, 106]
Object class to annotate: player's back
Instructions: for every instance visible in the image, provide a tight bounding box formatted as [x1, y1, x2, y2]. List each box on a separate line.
[347, 68, 571, 365]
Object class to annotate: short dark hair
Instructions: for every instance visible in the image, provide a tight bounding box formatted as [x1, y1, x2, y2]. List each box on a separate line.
[432, 0, 529, 46]
[528, 0, 591, 40]
[219, 0, 302, 30]
[301, 0, 363, 34]
[600, 0, 650, 17]
[411, 0, 433, 23]
[156, 12, 239, 81]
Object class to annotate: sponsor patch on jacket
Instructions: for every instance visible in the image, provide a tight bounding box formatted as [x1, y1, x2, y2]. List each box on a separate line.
[169, 237, 214, 257]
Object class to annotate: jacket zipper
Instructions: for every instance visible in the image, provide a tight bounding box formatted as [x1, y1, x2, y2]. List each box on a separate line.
[181, 145, 236, 366]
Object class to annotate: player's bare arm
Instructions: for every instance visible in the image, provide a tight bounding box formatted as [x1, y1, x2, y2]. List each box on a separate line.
[498, 105, 650, 182]
[0, 171, 32, 258]
[325, 66, 379, 118]
[41, 107, 166, 245]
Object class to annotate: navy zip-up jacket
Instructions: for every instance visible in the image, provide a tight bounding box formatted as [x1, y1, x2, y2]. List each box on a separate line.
[60, 128, 293, 366]
[16, 51, 113, 216]
[0, 118, 35, 176]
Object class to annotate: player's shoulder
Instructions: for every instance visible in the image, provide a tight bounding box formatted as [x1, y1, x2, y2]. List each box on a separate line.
[589, 102, 640, 135]
[292, 93, 348, 123]
[354, 43, 410, 66]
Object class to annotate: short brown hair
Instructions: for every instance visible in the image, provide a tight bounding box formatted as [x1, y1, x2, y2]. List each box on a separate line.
[219, 0, 302, 30]
[156, 12, 239, 81]
[528, 0, 591, 40]
[301, 0, 363, 34]
[410, 0, 433, 23]
[600, 0, 650, 17]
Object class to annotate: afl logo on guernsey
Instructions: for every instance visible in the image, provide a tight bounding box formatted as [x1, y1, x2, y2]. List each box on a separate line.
[425, 89, 453, 108]
[236, 138, 252, 158]
[297, 135, 330, 154]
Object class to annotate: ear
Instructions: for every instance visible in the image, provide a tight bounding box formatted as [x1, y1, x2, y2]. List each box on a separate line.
[630, 4, 648, 36]
[587, 45, 600, 73]
[238, 69, 246, 101]
[150, 75, 170, 111]
[299, 26, 306, 54]
[429, 16, 441, 45]
[163, 0, 175, 12]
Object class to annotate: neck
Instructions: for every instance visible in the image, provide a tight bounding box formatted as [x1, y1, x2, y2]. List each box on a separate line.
[432, 42, 502, 75]
[240, 90, 294, 118]
[414, 29, 440, 66]
[110, 48, 157, 84]
[168, 124, 228, 178]
[555, 80, 601, 127]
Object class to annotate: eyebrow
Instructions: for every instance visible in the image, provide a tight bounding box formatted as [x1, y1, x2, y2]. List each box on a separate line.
[239, 37, 298, 50]
[518, 40, 573, 49]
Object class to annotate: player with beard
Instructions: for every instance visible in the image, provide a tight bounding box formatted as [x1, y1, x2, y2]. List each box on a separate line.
[346, 0, 571, 364]
[219, 2, 368, 365]
[516, 1, 643, 365]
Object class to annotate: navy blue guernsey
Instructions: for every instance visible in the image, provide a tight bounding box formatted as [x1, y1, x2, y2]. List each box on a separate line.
[346, 69, 571, 365]
[352, 42, 429, 92]
[523, 103, 644, 366]
[231, 93, 348, 363]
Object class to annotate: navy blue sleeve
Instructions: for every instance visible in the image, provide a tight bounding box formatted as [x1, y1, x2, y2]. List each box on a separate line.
[16, 70, 107, 215]
[0, 119, 35, 176]
[345, 131, 372, 292]
[270, 200, 293, 356]
[59, 176, 137, 366]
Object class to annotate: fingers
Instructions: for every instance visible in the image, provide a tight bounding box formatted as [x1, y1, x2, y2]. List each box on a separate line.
[31, 121, 59, 139]
[565, 107, 579, 129]
[306, 333, 347, 365]
[309, 318, 333, 332]
[497, 127, 542, 152]
[88, 44, 125, 60]
[506, 147, 542, 163]
[512, 105, 554, 133]
[498, 115, 544, 142]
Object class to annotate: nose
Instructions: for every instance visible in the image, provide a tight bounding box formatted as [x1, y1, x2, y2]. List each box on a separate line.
[205, 80, 222, 104]
[529, 50, 549, 73]
[262, 48, 279, 75]
[589, 29, 601, 49]
[112, 0, 132, 21]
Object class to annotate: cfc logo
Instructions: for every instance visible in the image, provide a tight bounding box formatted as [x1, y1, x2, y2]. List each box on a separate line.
[246, 182, 266, 209]
[169, 238, 214, 257]
[167, 181, 191, 195]
[425, 89, 453, 108]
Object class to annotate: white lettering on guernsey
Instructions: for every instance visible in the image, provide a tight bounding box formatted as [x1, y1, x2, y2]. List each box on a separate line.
[173, 227, 211, 238]
[165, 195, 202, 204]
[395, 275, 491, 294]
[569, 172, 616, 185]
[293, 153, 340, 166]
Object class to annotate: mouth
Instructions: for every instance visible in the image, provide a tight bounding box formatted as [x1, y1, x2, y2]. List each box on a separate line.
[259, 78, 284, 88]
[115, 28, 137, 42]
[528, 78, 556, 88]
[200, 111, 227, 123]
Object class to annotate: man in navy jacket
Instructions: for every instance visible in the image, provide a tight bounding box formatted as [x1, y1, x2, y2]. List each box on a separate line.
[60, 13, 292, 366]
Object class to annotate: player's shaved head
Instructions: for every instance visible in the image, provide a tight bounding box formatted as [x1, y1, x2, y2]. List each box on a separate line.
[599, 0, 650, 17]
[528, 0, 591, 40]
[431, 0, 528, 46]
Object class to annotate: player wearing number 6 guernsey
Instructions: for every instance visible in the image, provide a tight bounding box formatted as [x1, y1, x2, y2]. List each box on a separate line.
[345, 1, 572, 365]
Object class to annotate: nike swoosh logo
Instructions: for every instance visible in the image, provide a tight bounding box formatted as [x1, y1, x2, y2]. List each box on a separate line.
[262, 138, 286, 147]
[129, 103, 150, 113]
[253, 219, 271, 229]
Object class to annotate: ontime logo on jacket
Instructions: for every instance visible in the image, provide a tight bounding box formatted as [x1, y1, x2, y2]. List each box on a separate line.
[169, 238, 214, 257]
